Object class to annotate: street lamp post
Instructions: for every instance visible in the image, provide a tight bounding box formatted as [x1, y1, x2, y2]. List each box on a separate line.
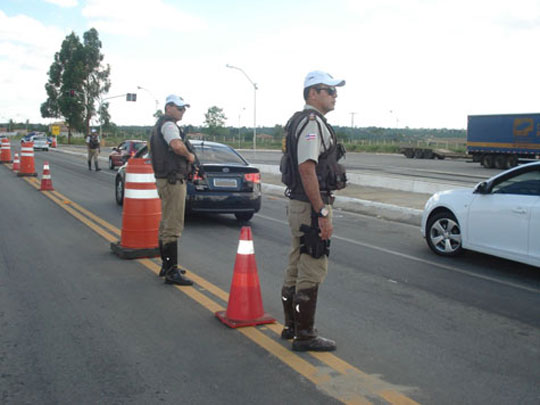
[226, 64, 258, 152]
[137, 86, 159, 118]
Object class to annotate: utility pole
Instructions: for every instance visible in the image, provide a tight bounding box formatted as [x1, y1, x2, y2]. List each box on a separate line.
[350, 112, 357, 128]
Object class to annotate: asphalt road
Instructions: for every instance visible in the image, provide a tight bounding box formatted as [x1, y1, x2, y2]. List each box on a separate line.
[240, 150, 505, 187]
[1, 149, 539, 405]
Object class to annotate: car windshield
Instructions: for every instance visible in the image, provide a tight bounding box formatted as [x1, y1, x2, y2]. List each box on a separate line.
[193, 144, 246, 165]
[134, 142, 146, 152]
[34, 136, 46, 141]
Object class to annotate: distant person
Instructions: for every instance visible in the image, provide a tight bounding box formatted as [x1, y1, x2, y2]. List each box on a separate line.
[279, 70, 347, 352]
[150, 94, 196, 286]
[85, 128, 101, 171]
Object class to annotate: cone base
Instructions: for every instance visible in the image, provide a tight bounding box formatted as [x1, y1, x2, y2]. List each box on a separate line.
[110, 241, 160, 260]
[17, 172, 37, 177]
[215, 310, 276, 329]
[40, 184, 54, 191]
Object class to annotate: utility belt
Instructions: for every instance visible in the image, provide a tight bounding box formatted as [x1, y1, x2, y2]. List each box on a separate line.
[288, 190, 335, 205]
[299, 207, 330, 259]
[157, 172, 186, 185]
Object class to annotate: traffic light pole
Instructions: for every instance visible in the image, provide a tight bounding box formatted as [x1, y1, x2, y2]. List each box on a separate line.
[98, 93, 137, 138]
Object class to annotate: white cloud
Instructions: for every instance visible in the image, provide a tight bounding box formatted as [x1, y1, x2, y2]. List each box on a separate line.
[0, 11, 67, 122]
[82, 0, 207, 37]
[44, 0, 78, 7]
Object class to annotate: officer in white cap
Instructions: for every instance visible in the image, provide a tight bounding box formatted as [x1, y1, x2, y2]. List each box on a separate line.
[150, 94, 196, 286]
[279, 70, 347, 352]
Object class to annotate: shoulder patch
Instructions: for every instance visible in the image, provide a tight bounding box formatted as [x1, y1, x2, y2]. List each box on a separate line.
[309, 112, 316, 121]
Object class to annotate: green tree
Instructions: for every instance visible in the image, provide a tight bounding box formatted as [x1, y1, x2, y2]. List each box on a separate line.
[41, 28, 110, 143]
[204, 106, 227, 137]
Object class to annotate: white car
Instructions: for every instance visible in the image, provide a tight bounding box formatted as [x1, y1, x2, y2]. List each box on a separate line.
[421, 161, 540, 267]
[32, 135, 49, 151]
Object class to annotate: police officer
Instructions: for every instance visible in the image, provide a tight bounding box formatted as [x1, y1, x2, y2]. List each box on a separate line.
[150, 94, 195, 286]
[280, 71, 346, 352]
[86, 128, 101, 171]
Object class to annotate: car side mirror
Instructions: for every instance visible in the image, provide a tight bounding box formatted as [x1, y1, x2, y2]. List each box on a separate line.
[474, 181, 489, 194]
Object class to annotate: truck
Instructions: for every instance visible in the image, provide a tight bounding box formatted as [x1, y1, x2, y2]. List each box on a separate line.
[467, 113, 540, 168]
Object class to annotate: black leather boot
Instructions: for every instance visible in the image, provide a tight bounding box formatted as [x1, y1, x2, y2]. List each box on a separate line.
[292, 286, 336, 352]
[88, 160, 92, 170]
[94, 160, 101, 171]
[280, 285, 296, 339]
[163, 241, 193, 286]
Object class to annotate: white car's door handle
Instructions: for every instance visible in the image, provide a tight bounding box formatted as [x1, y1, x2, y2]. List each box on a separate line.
[512, 207, 527, 214]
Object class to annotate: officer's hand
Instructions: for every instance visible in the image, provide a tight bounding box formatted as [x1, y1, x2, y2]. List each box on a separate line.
[187, 152, 195, 164]
[318, 217, 333, 240]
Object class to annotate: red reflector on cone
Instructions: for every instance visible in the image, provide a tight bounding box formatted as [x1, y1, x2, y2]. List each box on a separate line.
[111, 158, 161, 259]
[216, 226, 276, 328]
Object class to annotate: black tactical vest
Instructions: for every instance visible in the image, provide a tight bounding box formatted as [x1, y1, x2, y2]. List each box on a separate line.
[88, 134, 100, 149]
[150, 115, 191, 179]
[280, 109, 347, 204]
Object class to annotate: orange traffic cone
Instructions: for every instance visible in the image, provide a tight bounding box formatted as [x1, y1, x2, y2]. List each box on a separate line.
[12, 152, 20, 172]
[111, 157, 161, 259]
[216, 226, 276, 328]
[17, 141, 37, 177]
[39, 161, 54, 191]
[51, 136, 57, 148]
[0, 137, 12, 163]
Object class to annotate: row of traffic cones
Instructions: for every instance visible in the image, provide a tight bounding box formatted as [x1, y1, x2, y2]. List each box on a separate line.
[6, 140, 274, 330]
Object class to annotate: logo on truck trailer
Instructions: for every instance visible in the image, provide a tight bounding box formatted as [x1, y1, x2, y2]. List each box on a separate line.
[513, 118, 534, 139]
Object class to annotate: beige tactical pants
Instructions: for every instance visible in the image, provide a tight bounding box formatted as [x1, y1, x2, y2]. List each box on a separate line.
[87, 148, 99, 164]
[156, 178, 187, 245]
[284, 199, 333, 291]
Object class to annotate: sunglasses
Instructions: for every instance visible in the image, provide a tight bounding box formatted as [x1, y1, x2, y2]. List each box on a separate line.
[315, 87, 337, 96]
[176, 106, 186, 112]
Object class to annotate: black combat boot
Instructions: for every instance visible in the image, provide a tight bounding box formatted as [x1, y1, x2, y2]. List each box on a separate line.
[280, 285, 296, 339]
[88, 160, 92, 170]
[163, 241, 193, 286]
[94, 160, 101, 171]
[292, 286, 336, 352]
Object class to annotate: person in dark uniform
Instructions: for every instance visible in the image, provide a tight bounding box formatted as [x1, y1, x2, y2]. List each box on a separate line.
[280, 71, 347, 352]
[150, 94, 195, 286]
[86, 128, 101, 171]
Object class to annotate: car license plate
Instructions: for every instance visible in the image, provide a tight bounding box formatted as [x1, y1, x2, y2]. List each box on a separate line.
[213, 178, 238, 188]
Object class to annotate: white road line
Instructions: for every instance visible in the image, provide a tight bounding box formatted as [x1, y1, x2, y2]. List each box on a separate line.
[256, 213, 540, 294]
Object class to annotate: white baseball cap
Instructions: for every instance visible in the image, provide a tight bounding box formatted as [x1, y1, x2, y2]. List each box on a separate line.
[165, 94, 190, 108]
[304, 70, 346, 89]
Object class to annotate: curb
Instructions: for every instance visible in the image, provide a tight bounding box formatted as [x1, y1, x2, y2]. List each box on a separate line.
[262, 183, 423, 226]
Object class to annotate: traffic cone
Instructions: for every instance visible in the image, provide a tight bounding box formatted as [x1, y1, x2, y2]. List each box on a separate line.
[215, 226, 276, 328]
[39, 161, 54, 191]
[17, 141, 37, 177]
[111, 157, 161, 259]
[0, 137, 12, 163]
[12, 152, 20, 172]
[51, 136, 57, 148]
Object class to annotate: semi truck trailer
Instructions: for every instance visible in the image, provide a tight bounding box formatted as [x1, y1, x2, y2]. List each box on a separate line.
[467, 113, 540, 168]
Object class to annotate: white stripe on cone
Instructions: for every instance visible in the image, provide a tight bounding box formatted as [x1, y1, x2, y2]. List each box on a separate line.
[237, 239, 255, 255]
[126, 173, 156, 183]
[124, 188, 159, 199]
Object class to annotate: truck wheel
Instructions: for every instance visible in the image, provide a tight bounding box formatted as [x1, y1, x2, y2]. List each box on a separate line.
[494, 155, 508, 169]
[414, 149, 424, 159]
[481, 155, 494, 168]
[404, 149, 414, 158]
[423, 150, 434, 159]
[507, 155, 518, 168]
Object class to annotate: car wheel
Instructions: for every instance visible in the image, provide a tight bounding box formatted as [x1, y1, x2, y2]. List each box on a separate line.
[235, 212, 254, 222]
[426, 211, 463, 257]
[109, 158, 114, 170]
[115, 176, 124, 206]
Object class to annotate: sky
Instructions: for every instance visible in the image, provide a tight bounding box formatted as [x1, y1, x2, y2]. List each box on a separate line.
[2, 0, 540, 130]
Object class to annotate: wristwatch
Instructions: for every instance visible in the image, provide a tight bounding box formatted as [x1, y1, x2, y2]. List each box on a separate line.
[317, 207, 329, 218]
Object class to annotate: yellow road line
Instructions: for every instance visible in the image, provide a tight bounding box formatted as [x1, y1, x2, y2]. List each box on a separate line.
[13, 167, 420, 405]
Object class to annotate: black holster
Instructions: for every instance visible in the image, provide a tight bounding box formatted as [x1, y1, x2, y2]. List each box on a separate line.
[299, 210, 330, 259]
